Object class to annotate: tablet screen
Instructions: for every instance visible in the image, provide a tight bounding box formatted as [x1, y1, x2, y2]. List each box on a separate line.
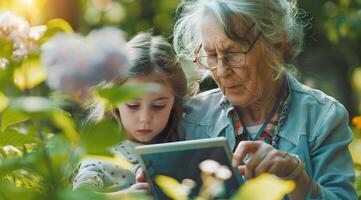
[135, 137, 244, 200]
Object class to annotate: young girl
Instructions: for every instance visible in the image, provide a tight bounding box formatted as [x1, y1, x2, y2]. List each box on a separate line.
[73, 33, 187, 193]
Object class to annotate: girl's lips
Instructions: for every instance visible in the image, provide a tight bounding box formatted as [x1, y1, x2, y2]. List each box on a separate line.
[137, 130, 152, 134]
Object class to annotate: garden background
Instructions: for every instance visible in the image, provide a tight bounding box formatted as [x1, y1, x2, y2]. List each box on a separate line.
[1, 0, 361, 199]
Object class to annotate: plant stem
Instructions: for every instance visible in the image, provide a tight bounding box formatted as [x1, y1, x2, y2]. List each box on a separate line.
[36, 124, 57, 196]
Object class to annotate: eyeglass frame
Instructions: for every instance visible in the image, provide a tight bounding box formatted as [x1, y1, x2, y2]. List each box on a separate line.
[193, 23, 262, 70]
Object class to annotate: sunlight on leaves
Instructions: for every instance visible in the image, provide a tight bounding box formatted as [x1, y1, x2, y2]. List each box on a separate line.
[13, 55, 46, 90]
[0, 37, 13, 60]
[0, 0, 47, 25]
[352, 68, 361, 93]
[38, 18, 73, 44]
[155, 175, 188, 200]
[231, 173, 295, 200]
[0, 128, 41, 147]
[350, 139, 361, 164]
[0, 92, 9, 112]
[1, 108, 29, 132]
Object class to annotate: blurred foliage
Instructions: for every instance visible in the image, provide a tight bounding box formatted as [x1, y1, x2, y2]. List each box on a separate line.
[297, 0, 361, 115]
[77, 0, 181, 39]
[1, 0, 361, 199]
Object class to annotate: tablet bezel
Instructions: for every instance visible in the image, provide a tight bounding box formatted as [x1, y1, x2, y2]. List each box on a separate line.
[135, 137, 243, 199]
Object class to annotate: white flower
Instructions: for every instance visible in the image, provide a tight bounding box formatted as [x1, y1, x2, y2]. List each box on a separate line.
[41, 27, 128, 100]
[0, 11, 46, 60]
[215, 165, 232, 180]
[199, 159, 220, 174]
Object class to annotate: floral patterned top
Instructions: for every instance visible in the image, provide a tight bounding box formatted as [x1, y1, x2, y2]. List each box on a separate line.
[73, 140, 142, 192]
[230, 90, 290, 152]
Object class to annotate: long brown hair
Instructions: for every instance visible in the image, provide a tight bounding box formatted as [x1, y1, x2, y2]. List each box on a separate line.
[89, 33, 187, 143]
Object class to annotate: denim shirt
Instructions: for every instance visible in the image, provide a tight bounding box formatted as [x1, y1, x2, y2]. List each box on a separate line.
[178, 74, 356, 200]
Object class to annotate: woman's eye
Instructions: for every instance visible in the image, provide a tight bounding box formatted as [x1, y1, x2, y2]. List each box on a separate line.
[126, 104, 140, 110]
[152, 104, 166, 111]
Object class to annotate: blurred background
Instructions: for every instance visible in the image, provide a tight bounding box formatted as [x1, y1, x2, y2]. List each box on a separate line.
[1, 0, 361, 117]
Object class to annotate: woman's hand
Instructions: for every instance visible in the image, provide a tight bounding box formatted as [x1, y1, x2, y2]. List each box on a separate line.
[232, 141, 299, 179]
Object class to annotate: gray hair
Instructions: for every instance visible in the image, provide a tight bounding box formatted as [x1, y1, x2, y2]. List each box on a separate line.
[173, 0, 305, 78]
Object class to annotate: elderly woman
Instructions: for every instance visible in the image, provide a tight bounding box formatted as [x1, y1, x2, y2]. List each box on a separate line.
[173, 0, 356, 199]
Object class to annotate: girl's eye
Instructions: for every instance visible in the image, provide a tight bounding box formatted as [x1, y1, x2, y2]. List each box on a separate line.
[126, 104, 140, 110]
[152, 104, 166, 111]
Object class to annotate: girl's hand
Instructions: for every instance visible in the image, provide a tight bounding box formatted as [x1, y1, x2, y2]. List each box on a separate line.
[127, 182, 149, 193]
[232, 141, 299, 179]
[135, 168, 147, 183]
[105, 183, 150, 199]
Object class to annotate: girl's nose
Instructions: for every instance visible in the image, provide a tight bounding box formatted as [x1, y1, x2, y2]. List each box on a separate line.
[139, 108, 152, 123]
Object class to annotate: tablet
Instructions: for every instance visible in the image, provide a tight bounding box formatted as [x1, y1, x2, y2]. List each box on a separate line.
[135, 137, 244, 200]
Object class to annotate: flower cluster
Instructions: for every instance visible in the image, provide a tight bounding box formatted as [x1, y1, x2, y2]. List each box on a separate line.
[41, 27, 128, 101]
[0, 11, 46, 67]
[198, 159, 232, 199]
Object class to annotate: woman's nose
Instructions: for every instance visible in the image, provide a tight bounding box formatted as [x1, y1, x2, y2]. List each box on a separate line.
[215, 58, 231, 77]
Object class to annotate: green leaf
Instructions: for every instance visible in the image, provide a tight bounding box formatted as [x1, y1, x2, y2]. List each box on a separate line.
[94, 84, 156, 109]
[0, 179, 39, 200]
[0, 128, 41, 147]
[0, 92, 8, 113]
[13, 55, 46, 90]
[0, 37, 13, 60]
[39, 18, 73, 44]
[1, 108, 29, 132]
[80, 120, 124, 155]
[52, 110, 79, 142]
[57, 189, 108, 200]
[0, 149, 43, 177]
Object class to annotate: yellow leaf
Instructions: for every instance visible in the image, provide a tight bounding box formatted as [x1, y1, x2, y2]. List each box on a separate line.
[0, 92, 8, 112]
[13, 56, 46, 90]
[81, 154, 134, 170]
[39, 18, 73, 44]
[1, 108, 29, 132]
[232, 173, 295, 200]
[114, 154, 134, 170]
[52, 111, 79, 142]
[155, 175, 188, 200]
[350, 139, 361, 164]
[351, 68, 361, 92]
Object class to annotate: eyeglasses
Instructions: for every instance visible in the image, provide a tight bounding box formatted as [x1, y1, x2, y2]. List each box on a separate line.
[194, 23, 262, 71]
